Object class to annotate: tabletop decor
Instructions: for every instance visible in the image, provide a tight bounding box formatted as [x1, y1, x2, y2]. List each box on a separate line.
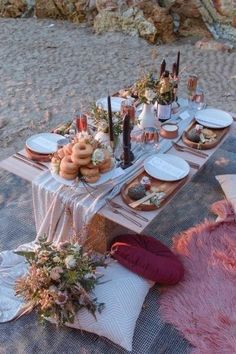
[182, 120, 229, 150]
[121, 170, 187, 211]
[121, 113, 133, 169]
[90, 104, 123, 145]
[156, 70, 175, 122]
[133, 70, 176, 126]
[107, 95, 114, 149]
[15, 238, 107, 326]
[51, 132, 114, 184]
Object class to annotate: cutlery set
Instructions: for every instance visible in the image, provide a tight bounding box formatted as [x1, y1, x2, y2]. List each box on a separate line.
[13, 153, 48, 171]
[107, 199, 149, 228]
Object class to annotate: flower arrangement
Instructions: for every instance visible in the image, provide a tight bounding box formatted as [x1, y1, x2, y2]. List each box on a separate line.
[90, 104, 123, 137]
[133, 73, 158, 104]
[15, 238, 107, 325]
[133, 71, 176, 105]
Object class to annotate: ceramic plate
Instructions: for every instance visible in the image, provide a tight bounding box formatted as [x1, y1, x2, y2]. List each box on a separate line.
[96, 97, 126, 112]
[51, 167, 124, 187]
[144, 154, 190, 182]
[195, 108, 233, 128]
[26, 133, 63, 154]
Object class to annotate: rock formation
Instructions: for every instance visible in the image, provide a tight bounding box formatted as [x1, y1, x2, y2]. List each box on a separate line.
[1, 0, 236, 44]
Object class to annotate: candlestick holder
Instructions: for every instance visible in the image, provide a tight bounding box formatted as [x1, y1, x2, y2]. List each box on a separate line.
[120, 146, 133, 169]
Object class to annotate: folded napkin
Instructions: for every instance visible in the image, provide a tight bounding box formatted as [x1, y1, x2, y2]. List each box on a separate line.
[25, 146, 51, 162]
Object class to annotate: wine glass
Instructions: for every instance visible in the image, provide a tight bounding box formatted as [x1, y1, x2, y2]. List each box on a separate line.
[120, 98, 136, 124]
[74, 111, 88, 133]
[143, 127, 159, 151]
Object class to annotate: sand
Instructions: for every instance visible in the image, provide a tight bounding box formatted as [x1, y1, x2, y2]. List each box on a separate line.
[0, 17, 236, 212]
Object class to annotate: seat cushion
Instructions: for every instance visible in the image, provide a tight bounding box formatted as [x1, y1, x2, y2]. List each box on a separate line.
[110, 234, 184, 285]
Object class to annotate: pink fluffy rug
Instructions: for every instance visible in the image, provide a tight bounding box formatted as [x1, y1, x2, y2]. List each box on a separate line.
[160, 200, 236, 354]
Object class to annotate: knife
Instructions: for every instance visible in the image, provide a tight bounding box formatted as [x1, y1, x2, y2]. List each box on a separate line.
[16, 152, 48, 170]
[129, 192, 157, 208]
[13, 154, 46, 171]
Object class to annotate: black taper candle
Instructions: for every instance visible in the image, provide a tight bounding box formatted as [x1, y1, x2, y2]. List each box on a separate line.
[176, 51, 180, 77]
[107, 95, 114, 147]
[160, 59, 166, 78]
[121, 113, 132, 169]
[172, 62, 177, 77]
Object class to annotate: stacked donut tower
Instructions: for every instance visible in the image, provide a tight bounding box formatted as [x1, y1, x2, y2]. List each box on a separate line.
[51, 134, 113, 184]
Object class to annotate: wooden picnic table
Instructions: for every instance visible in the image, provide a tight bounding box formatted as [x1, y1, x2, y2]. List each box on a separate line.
[1, 119, 235, 238]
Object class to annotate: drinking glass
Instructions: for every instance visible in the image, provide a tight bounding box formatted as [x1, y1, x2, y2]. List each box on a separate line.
[74, 112, 88, 133]
[192, 87, 205, 110]
[130, 128, 145, 150]
[143, 127, 159, 151]
[120, 98, 136, 123]
[187, 75, 198, 93]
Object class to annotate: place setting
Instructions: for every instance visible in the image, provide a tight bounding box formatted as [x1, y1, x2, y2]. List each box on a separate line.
[121, 153, 190, 211]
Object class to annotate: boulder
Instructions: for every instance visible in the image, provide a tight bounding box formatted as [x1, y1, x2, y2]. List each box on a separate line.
[94, 6, 158, 44]
[136, 0, 175, 42]
[0, 0, 27, 17]
[35, 0, 97, 23]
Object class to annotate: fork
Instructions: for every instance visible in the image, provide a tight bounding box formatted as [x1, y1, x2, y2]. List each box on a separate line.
[111, 208, 142, 227]
[172, 142, 208, 158]
[108, 200, 149, 222]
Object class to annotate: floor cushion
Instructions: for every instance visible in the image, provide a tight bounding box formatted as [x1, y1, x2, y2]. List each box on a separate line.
[110, 234, 184, 285]
[67, 260, 153, 351]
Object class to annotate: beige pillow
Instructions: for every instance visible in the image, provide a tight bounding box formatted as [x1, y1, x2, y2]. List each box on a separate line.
[216, 174, 236, 214]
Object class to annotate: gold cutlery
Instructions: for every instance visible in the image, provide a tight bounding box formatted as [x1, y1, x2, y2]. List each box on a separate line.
[111, 208, 142, 227]
[108, 200, 149, 222]
[15, 152, 48, 170]
[172, 142, 208, 158]
[13, 154, 47, 171]
[129, 192, 157, 209]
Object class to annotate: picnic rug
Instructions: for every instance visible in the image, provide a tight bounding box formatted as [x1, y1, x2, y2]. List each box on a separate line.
[1, 133, 236, 354]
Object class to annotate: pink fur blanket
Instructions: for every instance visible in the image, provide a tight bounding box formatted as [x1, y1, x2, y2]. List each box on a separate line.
[160, 200, 236, 354]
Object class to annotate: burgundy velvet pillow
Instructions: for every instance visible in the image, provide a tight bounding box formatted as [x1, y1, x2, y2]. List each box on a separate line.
[110, 234, 184, 285]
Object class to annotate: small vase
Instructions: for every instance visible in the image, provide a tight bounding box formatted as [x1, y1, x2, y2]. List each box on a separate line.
[157, 103, 172, 122]
[138, 103, 156, 129]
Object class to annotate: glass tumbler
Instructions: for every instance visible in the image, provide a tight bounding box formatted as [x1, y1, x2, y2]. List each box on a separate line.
[192, 87, 205, 110]
[74, 112, 88, 133]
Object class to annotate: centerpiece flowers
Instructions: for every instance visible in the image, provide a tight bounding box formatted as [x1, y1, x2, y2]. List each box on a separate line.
[133, 72, 175, 126]
[90, 104, 123, 137]
[15, 238, 107, 325]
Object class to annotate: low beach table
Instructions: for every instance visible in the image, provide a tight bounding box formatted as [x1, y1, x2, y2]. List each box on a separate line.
[1, 116, 236, 251]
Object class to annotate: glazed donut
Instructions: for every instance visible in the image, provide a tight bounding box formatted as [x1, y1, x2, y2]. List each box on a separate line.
[60, 156, 79, 174]
[99, 159, 113, 173]
[86, 161, 98, 169]
[59, 170, 78, 180]
[71, 154, 91, 166]
[57, 148, 65, 159]
[72, 142, 93, 158]
[83, 174, 100, 184]
[80, 166, 100, 177]
[63, 143, 74, 156]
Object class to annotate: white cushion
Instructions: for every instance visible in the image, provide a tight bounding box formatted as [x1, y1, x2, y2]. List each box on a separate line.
[216, 174, 236, 214]
[68, 261, 153, 351]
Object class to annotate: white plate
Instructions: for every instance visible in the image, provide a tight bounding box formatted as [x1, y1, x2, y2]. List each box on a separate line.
[144, 154, 190, 182]
[51, 167, 124, 187]
[195, 108, 233, 129]
[26, 133, 63, 154]
[96, 97, 126, 112]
